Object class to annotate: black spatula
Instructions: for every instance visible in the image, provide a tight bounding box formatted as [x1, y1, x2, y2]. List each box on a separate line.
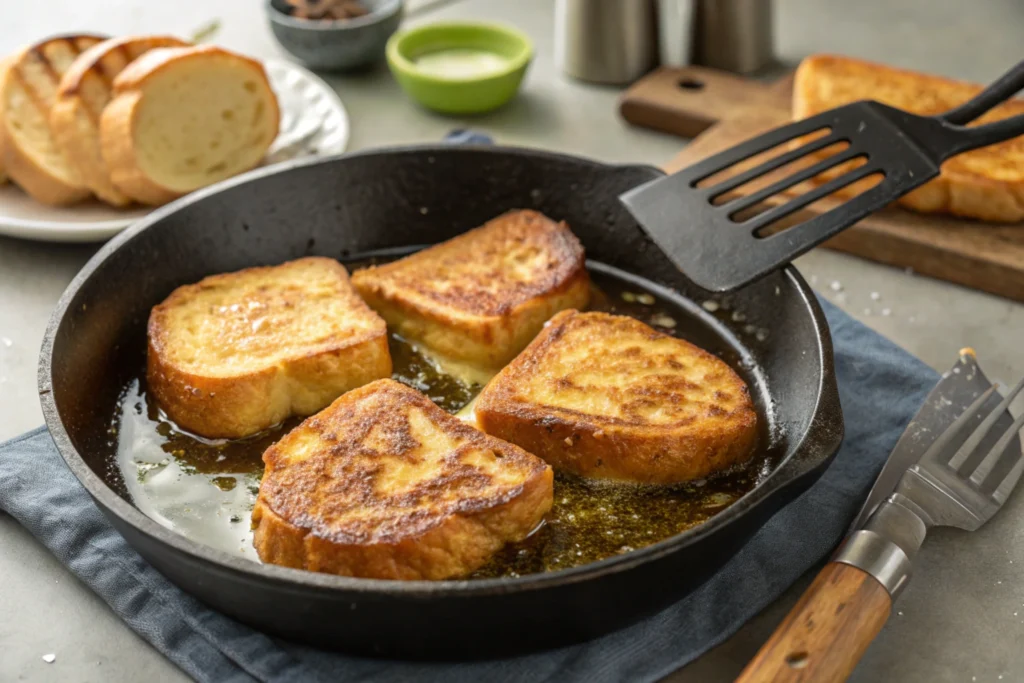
[619, 60, 1024, 292]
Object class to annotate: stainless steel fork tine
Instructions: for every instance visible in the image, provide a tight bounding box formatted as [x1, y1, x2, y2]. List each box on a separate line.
[949, 376, 1024, 472]
[920, 385, 998, 466]
[972, 406, 1024, 491]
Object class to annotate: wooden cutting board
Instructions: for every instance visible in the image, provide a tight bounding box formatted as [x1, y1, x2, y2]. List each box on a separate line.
[620, 66, 1024, 302]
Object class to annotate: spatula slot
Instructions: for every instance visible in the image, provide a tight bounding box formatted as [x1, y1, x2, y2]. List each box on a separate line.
[711, 141, 854, 208]
[693, 127, 832, 191]
[727, 152, 869, 221]
[753, 169, 885, 238]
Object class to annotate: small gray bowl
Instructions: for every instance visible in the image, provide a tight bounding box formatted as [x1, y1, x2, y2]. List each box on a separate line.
[267, 0, 404, 71]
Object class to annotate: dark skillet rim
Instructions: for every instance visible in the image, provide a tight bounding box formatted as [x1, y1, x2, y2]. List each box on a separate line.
[38, 144, 844, 597]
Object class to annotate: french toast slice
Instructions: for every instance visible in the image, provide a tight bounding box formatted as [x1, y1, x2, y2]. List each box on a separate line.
[793, 54, 1024, 222]
[51, 35, 189, 207]
[351, 209, 591, 384]
[0, 34, 106, 205]
[252, 379, 554, 580]
[101, 45, 280, 206]
[475, 310, 758, 484]
[147, 257, 391, 439]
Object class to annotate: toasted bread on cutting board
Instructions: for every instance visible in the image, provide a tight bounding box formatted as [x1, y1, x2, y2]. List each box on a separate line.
[794, 54, 1024, 223]
[351, 209, 591, 384]
[475, 310, 758, 484]
[252, 379, 554, 580]
[147, 257, 391, 439]
[0, 55, 11, 184]
[101, 44, 280, 206]
[50, 35, 190, 207]
[0, 34, 106, 205]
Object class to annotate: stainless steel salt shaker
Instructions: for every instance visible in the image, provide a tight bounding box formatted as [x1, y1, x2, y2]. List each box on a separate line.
[554, 0, 658, 84]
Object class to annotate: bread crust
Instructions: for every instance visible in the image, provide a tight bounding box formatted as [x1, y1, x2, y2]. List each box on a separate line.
[50, 35, 188, 206]
[0, 55, 11, 185]
[352, 210, 591, 377]
[100, 45, 280, 206]
[0, 34, 106, 205]
[793, 54, 1024, 223]
[475, 310, 759, 484]
[252, 379, 554, 579]
[147, 257, 392, 439]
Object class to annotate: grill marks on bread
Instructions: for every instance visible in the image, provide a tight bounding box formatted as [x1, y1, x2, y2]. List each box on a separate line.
[0, 34, 105, 204]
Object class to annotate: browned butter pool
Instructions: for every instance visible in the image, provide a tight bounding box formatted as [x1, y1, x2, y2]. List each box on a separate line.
[107, 266, 777, 577]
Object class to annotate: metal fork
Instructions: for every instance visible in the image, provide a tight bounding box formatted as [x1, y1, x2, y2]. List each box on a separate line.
[737, 374, 1024, 682]
[895, 377, 1024, 536]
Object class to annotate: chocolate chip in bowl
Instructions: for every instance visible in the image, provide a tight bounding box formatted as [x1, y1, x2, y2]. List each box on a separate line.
[266, 0, 403, 71]
[285, 0, 370, 21]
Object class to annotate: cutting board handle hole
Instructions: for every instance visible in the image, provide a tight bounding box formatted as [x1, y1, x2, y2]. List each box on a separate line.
[677, 78, 705, 91]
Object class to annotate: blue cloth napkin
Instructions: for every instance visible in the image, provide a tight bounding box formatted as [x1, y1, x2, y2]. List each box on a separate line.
[0, 297, 937, 683]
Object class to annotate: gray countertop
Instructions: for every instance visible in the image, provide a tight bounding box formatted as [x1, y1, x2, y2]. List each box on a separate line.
[2, 0, 1024, 681]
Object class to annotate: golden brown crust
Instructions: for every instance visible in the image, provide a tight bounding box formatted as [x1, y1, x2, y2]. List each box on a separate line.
[100, 45, 280, 206]
[352, 209, 591, 373]
[475, 310, 758, 484]
[793, 54, 1024, 223]
[147, 257, 392, 439]
[0, 55, 11, 184]
[253, 379, 554, 579]
[0, 34, 106, 205]
[50, 35, 189, 206]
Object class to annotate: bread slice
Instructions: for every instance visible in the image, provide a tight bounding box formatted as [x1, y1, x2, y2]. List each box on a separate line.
[51, 35, 189, 207]
[147, 257, 392, 439]
[252, 378, 554, 580]
[0, 55, 11, 184]
[351, 210, 591, 384]
[0, 34, 106, 205]
[475, 310, 758, 484]
[101, 45, 280, 206]
[793, 54, 1024, 222]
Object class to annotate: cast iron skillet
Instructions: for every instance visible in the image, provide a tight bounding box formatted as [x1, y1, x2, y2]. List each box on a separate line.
[38, 146, 843, 659]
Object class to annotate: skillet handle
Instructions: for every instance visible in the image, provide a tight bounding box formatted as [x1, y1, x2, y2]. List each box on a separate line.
[734, 562, 891, 683]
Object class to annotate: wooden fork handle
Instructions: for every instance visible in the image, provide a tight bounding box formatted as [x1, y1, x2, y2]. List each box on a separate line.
[734, 562, 892, 683]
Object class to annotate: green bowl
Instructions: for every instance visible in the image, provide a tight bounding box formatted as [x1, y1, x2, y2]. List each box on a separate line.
[386, 21, 533, 114]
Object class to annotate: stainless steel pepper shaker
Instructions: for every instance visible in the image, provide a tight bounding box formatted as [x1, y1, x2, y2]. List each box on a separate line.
[692, 0, 775, 74]
[554, 0, 658, 85]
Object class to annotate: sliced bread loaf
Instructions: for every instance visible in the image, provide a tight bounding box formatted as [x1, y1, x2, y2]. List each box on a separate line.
[0, 34, 106, 205]
[101, 45, 280, 206]
[51, 35, 189, 207]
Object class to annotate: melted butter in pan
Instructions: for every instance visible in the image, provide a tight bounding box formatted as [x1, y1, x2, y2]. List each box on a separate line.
[109, 271, 775, 577]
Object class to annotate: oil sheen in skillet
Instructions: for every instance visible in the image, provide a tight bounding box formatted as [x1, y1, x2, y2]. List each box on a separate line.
[107, 267, 776, 576]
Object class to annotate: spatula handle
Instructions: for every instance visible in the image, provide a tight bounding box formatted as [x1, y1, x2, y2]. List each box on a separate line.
[939, 60, 1024, 125]
[945, 113, 1024, 157]
[935, 60, 1024, 158]
[734, 562, 891, 683]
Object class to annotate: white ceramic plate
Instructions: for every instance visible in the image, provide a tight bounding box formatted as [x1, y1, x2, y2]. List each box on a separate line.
[0, 59, 350, 243]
